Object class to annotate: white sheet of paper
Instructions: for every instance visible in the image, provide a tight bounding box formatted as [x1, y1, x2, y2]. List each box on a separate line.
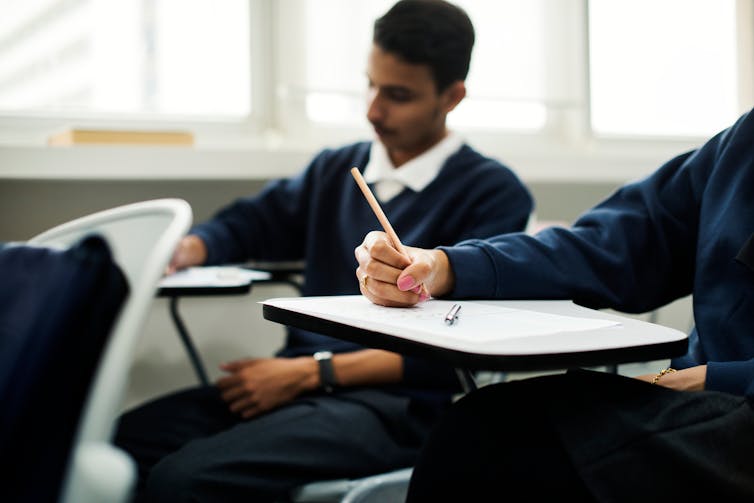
[263, 296, 620, 348]
[160, 266, 271, 288]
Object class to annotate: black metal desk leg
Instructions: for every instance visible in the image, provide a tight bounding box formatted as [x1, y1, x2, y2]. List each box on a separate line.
[168, 296, 210, 386]
[455, 368, 478, 393]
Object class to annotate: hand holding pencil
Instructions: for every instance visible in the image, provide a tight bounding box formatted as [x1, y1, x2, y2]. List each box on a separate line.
[351, 167, 435, 305]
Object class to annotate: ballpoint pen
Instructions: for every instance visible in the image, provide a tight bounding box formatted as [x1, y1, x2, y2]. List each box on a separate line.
[444, 303, 461, 325]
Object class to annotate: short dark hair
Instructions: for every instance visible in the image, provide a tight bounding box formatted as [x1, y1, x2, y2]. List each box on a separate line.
[373, 0, 475, 92]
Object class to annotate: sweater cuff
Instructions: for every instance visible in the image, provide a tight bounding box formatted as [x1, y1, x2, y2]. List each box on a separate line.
[705, 360, 754, 396]
[438, 242, 497, 298]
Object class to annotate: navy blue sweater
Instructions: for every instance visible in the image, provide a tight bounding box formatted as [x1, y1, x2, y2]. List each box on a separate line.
[192, 141, 533, 401]
[442, 110, 754, 397]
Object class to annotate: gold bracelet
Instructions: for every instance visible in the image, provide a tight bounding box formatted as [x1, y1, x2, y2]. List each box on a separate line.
[651, 367, 676, 385]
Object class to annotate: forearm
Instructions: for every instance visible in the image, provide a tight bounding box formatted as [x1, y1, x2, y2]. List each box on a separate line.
[330, 349, 403, 387]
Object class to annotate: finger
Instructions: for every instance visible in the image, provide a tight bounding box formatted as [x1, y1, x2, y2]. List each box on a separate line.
[169, 244, 190, 272]
[240, 404, 262, 419]
[219, 358, 255, 372]
[215, 373, 243, 389]
[363, 232, 412, 268]
[219, 385, 248, 403]
[357, 267, 425, 302]
[228, 395, 258, 414]
[360, 275, 424, 307]
[397, 259, 434, 292]
[355, 247, 407, 286]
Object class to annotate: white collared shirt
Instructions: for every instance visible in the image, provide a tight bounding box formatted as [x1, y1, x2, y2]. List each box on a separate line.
[362, 132, 464, 202]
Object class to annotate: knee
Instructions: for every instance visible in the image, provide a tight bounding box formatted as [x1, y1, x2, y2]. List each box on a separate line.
[143, 452, 203, 503]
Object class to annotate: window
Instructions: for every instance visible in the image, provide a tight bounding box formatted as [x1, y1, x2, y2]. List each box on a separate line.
[293, 0, 749, 139]
[0, 0, 751, 146]
[0, 0, 250, 118]
[589, 0, 740, 137]
[298, 0, 569, 131]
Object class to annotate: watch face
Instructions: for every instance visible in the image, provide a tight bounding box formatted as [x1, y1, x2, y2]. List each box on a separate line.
[314, 351, 333, 360]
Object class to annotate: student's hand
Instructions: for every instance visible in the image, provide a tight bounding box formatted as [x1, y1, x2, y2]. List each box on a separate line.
[166, 235, 208, 275]
[635, 364, 707, 391]
[354, 231, 455, 307]
[215, 357, 318, 419]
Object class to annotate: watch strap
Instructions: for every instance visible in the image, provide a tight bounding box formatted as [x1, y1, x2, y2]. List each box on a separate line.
[313, 351, 337, 393]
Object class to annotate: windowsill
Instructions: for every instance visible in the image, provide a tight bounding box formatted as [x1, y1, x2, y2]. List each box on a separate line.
[0, 130, 703, 183]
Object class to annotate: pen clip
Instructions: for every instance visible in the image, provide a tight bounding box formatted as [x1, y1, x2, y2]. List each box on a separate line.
[444, 303, 461, 325]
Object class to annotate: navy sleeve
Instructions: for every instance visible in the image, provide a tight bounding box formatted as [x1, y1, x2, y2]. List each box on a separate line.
[441, 139, 718, 313]
[191, 150, 333, 265]
[452, 161, 533, 241]
[707, 359, 754, 398]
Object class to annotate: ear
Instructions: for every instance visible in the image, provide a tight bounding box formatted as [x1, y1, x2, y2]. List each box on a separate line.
[441, 81, 466, 113]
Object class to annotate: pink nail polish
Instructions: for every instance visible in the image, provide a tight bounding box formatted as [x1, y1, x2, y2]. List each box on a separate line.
[419, 292, 430, 302]
[397, 276, 416, 291]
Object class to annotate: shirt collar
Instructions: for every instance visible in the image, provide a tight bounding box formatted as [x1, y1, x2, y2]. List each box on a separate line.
[363, 132, 464, 193]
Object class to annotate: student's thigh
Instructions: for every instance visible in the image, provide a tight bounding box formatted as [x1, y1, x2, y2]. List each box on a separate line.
[143, 389, 429, 503]
[115, 385, 239, 486]
[407, 374, 595, 502]
[552, 370, 754, 502]
[408, 369, 754, 503]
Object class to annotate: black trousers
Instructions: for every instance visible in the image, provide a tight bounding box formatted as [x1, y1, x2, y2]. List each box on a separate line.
[407, 369, 754, 502]
[115, 386, 437, 502]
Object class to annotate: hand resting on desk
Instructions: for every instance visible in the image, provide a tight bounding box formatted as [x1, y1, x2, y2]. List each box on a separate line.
[166, 234, 208, 275]
[355, 230, 454, 308]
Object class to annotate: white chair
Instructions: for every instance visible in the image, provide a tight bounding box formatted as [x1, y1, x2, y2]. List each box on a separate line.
[29, 198, 192, 503]
[290, 468, 413, 503]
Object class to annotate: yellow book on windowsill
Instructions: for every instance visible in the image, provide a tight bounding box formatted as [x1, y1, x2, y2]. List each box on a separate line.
[48, 129, 194, 146]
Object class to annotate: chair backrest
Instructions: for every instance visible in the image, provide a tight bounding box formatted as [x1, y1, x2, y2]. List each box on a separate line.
[0, 236, 129, 502]
[29, 198, 192, 503]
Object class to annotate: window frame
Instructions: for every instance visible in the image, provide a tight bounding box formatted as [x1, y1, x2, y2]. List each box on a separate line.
[0, 0, 272, 146]
[0, 0, 751, 183]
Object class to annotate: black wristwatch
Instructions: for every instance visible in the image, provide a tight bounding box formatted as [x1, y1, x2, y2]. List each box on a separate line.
[313, 351, 337, 393]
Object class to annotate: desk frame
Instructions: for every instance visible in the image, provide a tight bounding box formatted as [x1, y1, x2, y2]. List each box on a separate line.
[157, 267, 303, 386]
[159, 281, 254, 386]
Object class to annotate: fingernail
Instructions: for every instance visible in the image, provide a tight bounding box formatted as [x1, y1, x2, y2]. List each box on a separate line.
[419, 292, 430, 302]
[412, 285, 422, 294]
[397, 276, 416, 291]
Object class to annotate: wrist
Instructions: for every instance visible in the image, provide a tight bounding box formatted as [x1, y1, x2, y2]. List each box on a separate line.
[296, 355, 321, 392]
[651, 367, 677, 385]
[431, 249, 454, 297]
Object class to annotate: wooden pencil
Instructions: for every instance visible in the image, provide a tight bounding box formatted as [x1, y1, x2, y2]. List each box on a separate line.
[350, 167, 409, 257]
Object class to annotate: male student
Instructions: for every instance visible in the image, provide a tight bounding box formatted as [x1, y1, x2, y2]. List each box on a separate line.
[354, 108, 754, 501]
[114, 1, 533, 501]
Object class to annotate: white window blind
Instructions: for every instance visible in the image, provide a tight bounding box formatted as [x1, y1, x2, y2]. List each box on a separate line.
[0, 0, 250, 118]
[298, 0, 577, 131]
[589, 0, 739, 137]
